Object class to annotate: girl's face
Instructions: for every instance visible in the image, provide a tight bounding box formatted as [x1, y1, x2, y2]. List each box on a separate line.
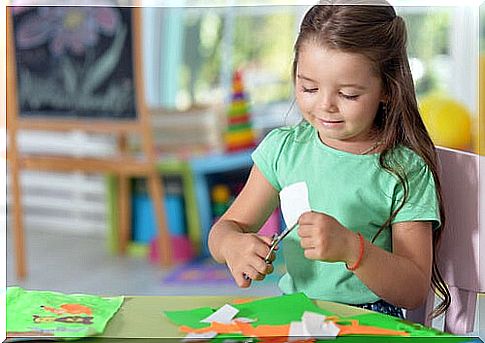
[295, 42, 384, 151]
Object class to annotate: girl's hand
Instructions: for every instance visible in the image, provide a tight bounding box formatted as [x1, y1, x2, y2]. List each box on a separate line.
[297, 211, 356, 263]
[221, 233, 276, 288]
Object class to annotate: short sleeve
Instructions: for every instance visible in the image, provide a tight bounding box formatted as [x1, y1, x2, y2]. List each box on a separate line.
[391, 163, 441, 230]
[251, 129, 285, 191]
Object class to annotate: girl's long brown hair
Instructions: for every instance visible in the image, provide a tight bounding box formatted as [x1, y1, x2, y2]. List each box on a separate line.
[292, 0, 450, 318]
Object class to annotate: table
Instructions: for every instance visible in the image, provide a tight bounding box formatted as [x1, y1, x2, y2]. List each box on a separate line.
[77, 296, 467, 343]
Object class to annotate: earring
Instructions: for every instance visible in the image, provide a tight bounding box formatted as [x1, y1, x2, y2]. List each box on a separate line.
[382, 102, 388, 115]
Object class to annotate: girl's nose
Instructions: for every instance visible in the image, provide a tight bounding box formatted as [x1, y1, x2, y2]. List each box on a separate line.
[317, 93, 337, 112]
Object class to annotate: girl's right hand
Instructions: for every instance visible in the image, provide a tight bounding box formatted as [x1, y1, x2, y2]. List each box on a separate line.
[222, 233, 276, 288]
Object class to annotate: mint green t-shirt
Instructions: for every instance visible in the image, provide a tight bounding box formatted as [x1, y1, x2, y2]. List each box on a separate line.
[251, 123, 440, 305]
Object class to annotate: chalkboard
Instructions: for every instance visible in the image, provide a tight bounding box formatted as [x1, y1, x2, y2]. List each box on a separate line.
[12, 6, 137, 120]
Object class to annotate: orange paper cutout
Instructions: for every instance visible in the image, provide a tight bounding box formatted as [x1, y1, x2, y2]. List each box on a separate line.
[231, 298, 257, 305]
[60, 304, 93, 315]
[40, 303, 92, 316]
[179, 317, 409, 339]
[180, 321, 290, 337]
[336, 320, 409, 336]
[252, 324, 290, 337]
[41, 306, 65, 315]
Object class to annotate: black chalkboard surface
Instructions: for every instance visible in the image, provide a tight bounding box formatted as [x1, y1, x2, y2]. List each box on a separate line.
[12, 6, 136, 120]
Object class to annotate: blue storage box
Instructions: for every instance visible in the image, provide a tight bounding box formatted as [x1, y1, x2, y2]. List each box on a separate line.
[132, 193, 186, 243]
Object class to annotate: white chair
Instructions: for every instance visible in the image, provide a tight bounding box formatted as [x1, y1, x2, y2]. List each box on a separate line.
[406, 147, 484, 335]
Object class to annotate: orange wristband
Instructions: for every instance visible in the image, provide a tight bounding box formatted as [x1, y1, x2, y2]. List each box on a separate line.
[346, 232, 365, 271]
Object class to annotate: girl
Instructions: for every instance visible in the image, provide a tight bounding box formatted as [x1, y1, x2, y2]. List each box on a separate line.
[208, 0, 451, 319]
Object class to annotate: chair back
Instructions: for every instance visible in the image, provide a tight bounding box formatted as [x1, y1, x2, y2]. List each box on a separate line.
[406, 147, 484, 334]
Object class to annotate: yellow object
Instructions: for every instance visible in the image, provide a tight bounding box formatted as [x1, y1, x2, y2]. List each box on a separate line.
[419, 94, 473, 151]
[211, 184, 231, 203]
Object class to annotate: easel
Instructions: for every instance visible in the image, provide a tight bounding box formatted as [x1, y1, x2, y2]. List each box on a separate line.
[6, 7, 172, 279]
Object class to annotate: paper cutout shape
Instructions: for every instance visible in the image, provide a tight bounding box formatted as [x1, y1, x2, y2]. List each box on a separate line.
[288, 311, 339, 340]
[231, 298, 257, 305]
[303, 311, 340, 338]
[234, 317, 257, 323]
[200, 304, 239, 324]
[6, 287, 123, 338]
[182, 330, 218, 342]
[279, 182, 311, 228]
[165, 307, 215, 329]
[41, 303, 93, 316]
[165, 293, 455, 340]
[288, 321, 306, 341]
[335, 319, 408, 336]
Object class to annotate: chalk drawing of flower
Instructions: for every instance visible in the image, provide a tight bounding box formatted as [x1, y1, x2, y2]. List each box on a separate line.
[15, 7, 120, 57]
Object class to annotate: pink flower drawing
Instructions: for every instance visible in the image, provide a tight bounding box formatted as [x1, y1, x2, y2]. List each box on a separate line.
[15, 7, 120, 56]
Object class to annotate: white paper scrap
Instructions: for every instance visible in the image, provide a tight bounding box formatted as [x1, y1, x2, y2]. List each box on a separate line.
[200, 304, 239, 324]
[279, 182, 311, 228]
[288, 321, 306, 342]
[301, 311, 339, 340]
[233, 317, 257, 323]
[182, 331, 218, 342]
[302, 311, 327, 335]
[321, 321, 340, 339]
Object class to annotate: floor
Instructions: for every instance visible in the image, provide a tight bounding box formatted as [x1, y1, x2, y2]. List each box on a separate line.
[6, 229, 280, 297]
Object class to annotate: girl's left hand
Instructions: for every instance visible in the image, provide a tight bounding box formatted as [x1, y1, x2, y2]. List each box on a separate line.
[297, 211, 355, 262]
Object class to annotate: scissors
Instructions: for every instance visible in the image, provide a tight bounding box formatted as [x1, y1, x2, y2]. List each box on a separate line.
[244, 222, 298, 280]
[264, 221, 298, 262]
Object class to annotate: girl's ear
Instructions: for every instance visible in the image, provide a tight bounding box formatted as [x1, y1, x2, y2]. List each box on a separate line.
[379, 86, 388, 102]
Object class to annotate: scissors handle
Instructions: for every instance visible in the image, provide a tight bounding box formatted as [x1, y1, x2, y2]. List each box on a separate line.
[244, 225, 298, 280]
[244, 233, 279, 280]
[264, 223, 298, 262]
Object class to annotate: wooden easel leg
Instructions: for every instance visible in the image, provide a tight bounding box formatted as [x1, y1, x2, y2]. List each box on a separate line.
[116, 134, 132, 255]
[118, 175, 131, 254]
[11, 159, 26, 279]
[147, 171, 172, 266]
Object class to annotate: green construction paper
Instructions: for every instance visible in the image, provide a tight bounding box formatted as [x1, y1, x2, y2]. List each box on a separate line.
[342, 312, 454, 337]
[164, 293, 334, 328]
[164, 293, 459, 340]
[164, 307, 215, 329]
[7, 287, 124, 338]
[234, 293, 334, 325]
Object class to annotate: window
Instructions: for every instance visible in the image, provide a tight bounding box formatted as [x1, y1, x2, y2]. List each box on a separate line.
[399, 7, 453, 97]
[177, 6, 299, 109]
[143, 5, 477, 132]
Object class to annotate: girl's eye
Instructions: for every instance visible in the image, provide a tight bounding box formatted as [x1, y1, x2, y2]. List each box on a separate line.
[302, 87, 318, 93]
[340, 92, 359, 100]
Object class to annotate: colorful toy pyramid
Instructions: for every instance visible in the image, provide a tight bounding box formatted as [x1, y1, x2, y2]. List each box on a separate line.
[224, 70, 257, 152]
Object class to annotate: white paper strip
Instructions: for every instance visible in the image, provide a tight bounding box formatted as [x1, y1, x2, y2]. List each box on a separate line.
[182, 331, 218, 342]
[288, 321, 306, 342]
[233, 317, 257, 323]
[279, 182, 311, 228]
[200, 304, 239, 324]
[302, 311, 327, 335]
[320, 322, 340, 339]
[301, 311, 339, 339]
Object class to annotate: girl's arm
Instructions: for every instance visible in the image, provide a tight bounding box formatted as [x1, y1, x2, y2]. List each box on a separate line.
[298, 213, 433, 309]
[208, 165, 280, 287]
[350, 221, 433, 309]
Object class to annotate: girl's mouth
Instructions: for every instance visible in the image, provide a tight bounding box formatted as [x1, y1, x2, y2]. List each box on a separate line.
[318, 118, 344, 127]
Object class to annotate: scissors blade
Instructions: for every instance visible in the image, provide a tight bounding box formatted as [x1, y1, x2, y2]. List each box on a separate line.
[264, 222, 298, 262]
